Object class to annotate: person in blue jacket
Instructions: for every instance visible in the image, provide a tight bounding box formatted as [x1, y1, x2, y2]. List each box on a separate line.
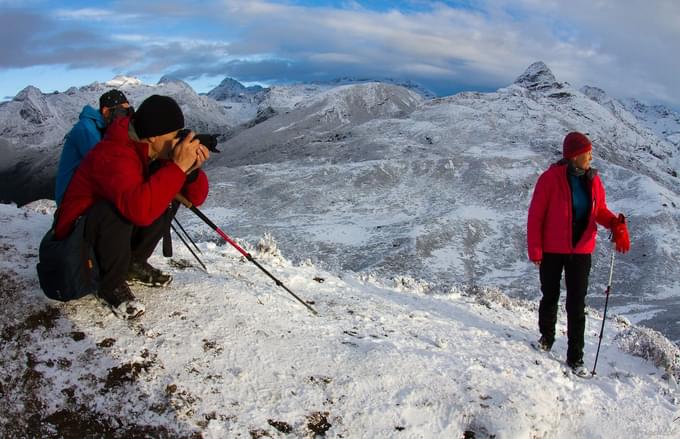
[55, 89, 132, 206]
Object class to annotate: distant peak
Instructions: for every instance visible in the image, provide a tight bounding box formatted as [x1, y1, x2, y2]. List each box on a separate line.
[13, 85, 43, 102]
[207, 77, 265, 101]
[105, 75, 141, 87]
[217, 77, 247, 90]
[158, 75, 186, 85]
[514, 61, 559, 90]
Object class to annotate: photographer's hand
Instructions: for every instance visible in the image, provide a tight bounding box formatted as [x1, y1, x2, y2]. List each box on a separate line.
[171, 131, 203, 173]
[185, 142, 210, 174]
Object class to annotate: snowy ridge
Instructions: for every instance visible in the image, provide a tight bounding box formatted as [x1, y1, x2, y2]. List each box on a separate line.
[293, 82, 423, 128]
[0, 201, 678, 437]
[208, 82, 423, 167]
[207, 78, 427, 128]
[309, 77, 437, 99]
[258, 83, 336, 111]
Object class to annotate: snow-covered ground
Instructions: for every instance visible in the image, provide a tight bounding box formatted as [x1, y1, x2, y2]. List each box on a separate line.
[2, 201, 678, 437]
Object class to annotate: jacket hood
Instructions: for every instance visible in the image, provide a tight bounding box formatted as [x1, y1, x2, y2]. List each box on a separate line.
[79, 105, 106, 130]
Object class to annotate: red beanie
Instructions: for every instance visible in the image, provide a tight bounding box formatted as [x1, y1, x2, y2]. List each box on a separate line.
[563, 132, 592, 159]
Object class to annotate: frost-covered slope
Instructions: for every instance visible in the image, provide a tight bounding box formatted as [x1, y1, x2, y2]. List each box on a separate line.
[621, 97, 680, 148]
[1, 202, 678, 438]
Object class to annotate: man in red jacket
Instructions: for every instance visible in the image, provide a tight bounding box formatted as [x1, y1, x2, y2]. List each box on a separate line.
[55, 95, 210, 319]
[527, 131, 629, 376]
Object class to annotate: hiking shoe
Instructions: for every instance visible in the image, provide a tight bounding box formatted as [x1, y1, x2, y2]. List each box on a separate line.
[127, 261, 172, 287]
[567, 360, 589, 378]
[535, 336, 553, 352]
[97, 283, 145, 320]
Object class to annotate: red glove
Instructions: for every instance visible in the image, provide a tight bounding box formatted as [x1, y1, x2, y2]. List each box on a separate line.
[611, 214, 630, 253]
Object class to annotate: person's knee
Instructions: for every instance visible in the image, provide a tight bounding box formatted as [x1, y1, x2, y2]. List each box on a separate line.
[85, 201, 133, 241]
[565, 298, 586, 316]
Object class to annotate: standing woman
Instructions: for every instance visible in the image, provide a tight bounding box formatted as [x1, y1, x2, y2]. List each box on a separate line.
[527, 131, 630, 376]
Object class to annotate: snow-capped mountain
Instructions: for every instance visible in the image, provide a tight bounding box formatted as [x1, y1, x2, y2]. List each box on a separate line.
[513, 60, 564, 91]
[206, 77, 266, 103]
[105, 75, 143, 88]
[206, 77, 434, 127]
[309, 76, 437, 99]
[210, 82, 423, 166]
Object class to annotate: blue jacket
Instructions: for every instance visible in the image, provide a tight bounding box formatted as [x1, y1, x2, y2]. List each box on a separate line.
[55, 105, 106, 206]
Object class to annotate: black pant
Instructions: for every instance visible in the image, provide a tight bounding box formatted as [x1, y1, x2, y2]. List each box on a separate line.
[538, 252, 591, 364]
[83, 201, 167, 294]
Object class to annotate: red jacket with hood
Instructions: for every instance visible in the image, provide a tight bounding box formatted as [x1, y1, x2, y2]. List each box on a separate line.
[527, 161, 616, 262]
[54, 117, 208, 239]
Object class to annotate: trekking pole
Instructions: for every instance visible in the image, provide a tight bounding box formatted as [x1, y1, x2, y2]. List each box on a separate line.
[174, 217, 203, 254]
[592, 244, 616, 376]
[170, 222, 208, 272]
[175, 194, 318, 316]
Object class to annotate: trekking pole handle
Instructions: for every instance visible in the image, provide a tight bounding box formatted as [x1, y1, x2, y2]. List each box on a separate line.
[606, 244, 616, 288]
[175, 193, 193, 209]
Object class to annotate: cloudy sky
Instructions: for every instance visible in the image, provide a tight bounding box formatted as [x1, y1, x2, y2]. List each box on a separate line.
[1, 0, 678, 108]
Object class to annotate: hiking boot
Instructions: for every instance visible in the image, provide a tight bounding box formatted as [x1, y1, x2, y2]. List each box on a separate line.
[567, 360, 589, 378]
[127, 261, 172, 287]
[97, 283, 145, 320]
[535, 335, 553, 352]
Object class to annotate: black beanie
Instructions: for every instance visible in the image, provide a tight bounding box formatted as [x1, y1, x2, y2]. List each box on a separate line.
[132, 95, 184, 139]
[99, 89, 128, 109]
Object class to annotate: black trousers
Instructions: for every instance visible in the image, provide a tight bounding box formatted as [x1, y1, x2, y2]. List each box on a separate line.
[538, 252, 591, 364]
[83, 201, 167, 294]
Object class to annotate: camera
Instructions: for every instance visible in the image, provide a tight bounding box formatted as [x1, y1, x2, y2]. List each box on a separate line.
[176, 128, 221, 153]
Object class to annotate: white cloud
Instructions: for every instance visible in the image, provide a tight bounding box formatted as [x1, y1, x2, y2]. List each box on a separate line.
[397, 63, 455, 77]
[53, 8, 140, 22]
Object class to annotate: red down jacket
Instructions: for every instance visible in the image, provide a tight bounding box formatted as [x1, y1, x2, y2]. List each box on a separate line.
[54, 117, 208, 240]
[527, 162, 616, 262]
